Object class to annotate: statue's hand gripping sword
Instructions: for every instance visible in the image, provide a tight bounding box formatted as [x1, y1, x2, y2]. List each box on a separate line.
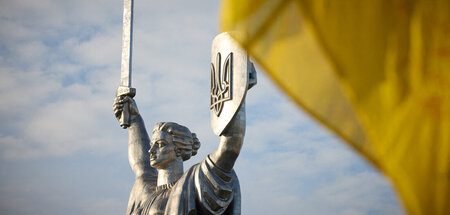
[117, 0, 136, 128]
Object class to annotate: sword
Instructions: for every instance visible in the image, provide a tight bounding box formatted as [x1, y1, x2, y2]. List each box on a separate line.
[117, 0, 136, 128]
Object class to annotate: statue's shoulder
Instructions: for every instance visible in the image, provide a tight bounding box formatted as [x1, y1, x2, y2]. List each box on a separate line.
[167, 155, 241, 214]
[175, 155, 239, 193]
[176, 161, 201, 188]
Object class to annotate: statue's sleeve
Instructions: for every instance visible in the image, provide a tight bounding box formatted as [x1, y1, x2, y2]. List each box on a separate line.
[195, 155, 240, 214]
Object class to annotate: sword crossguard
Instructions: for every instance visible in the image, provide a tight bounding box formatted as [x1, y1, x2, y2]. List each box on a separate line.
[116, 86, 136, 129]
[117, 86, 136, 97]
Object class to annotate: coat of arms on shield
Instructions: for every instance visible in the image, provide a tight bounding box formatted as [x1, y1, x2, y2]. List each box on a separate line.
[210, 52, 233, 116]
[210, 32, 257, 136]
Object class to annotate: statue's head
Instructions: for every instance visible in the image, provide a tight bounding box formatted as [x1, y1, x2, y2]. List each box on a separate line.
[149, 122, 200, 169]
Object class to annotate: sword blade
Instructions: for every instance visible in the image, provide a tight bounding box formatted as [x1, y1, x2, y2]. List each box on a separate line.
[120, 0, 134, 87]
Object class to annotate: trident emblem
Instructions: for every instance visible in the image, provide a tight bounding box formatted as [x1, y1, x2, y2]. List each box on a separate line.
[210, 52, 233, 116]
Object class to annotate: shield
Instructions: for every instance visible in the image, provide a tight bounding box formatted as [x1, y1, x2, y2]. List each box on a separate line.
[210, 32, 253, 135]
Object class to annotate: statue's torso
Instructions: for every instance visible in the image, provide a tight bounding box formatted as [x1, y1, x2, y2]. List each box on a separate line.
[140, 183, 174, 215]
[128, 156, 241, 215]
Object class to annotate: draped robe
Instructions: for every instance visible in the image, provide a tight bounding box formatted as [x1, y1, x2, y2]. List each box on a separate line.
[127, 155, 241, 215]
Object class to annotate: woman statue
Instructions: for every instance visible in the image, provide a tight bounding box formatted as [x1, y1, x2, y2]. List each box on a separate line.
[113, 95, 245, 215]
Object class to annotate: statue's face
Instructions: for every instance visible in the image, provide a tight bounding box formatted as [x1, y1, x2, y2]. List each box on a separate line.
[149, 131, 178, 169]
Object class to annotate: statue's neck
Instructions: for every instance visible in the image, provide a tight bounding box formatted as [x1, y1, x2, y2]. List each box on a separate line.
[157, 160, 183, 186]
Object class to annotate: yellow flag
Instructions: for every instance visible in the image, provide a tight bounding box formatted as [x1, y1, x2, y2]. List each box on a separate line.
[220, 0, 450, 214]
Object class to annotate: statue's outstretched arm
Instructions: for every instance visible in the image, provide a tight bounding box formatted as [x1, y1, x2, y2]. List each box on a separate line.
[114, 96, 157, 179]
[210, 103, 246, 172]
[127, 114, 157, 178]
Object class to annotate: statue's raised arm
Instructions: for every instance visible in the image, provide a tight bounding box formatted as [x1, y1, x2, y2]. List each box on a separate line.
[113, 96, 158, 215]
[210, 103, 246, 172]
[114, 96, 157, 180]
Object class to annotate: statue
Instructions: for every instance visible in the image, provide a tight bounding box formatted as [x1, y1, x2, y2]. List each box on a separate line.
[114, 2, 256, 214]
[113, 94, 244, 214]
[114, 7, 257, 211]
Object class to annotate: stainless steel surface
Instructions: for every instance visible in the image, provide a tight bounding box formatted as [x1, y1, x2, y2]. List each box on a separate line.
[120, 0, 133, 88]
[117, 0, 136, 129]
[113, 99, 243, 214]
[210, 32, 257, 136]
[113, 30, 253, 214]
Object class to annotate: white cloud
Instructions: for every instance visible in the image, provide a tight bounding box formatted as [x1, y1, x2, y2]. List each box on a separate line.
[0, 135, 41, 159]
[72, 29, 122, 67]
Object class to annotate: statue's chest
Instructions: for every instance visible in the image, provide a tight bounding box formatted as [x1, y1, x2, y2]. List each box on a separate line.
[142, 185, 173, 215]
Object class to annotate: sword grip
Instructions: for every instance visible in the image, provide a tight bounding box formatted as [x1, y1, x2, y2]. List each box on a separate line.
[120, 101, 131, 128]
[117, 86, 136, 129]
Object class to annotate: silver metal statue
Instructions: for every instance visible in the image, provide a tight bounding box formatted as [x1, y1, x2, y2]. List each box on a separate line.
[113, 2, 256, 214]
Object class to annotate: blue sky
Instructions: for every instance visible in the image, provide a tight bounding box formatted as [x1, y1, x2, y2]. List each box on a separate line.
[0, 0, 404, 214]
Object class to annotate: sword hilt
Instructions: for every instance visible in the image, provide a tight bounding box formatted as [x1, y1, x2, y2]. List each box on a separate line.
[117, 86, 136, 129]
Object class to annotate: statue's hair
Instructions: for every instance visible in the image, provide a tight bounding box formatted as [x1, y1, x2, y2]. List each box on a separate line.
[152, 122, 200, 161]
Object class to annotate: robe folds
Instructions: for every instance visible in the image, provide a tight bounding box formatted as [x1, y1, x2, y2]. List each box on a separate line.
[127, 155, 241, 215]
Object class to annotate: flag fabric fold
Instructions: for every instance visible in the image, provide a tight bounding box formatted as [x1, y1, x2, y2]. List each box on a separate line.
[220, 0, 450, 214]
